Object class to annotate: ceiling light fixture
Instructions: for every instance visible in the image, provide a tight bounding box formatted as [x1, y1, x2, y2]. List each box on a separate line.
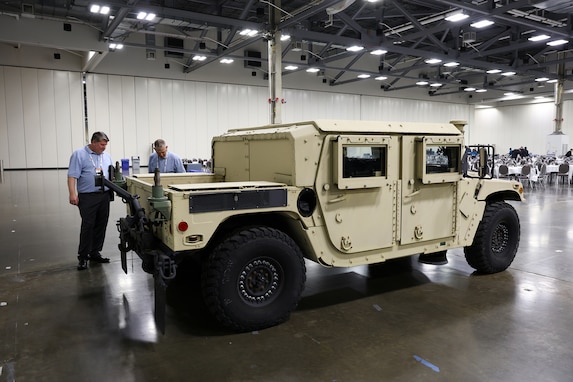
[547, 39, 568, 46]
[306, 68, 320, 73]
[220, 58, 234, 64]
[486, 69, 502, 74]
[430, 83, 443, 87]
[370, 49, 388, 55]
[280, 34, 290, 41]
[285, 65, 298, 70]
[239, 29, 258, 37]
[464, 87, 476, 92]
[109, 43, 123, 50]
[528, 34, 550, 42]
[192, 55, 207, 61]
[535, 77, 549, 82]
[137, 11, 155, 21]
[375, 76, 387, 81]
[470, 20, 493, 28]
[445, 10, 469, 22]
[475, 89, 487, 93]
[547, 79, 558, 83]
[443, 61, 459, 67]
[501, 71, 516, 76]
[416, 80, 429, 86]
[346, 45, 364, 52]
[425, 58, 442, 64]
[357, 74, 371, 79]
[90, 4, 110, 15]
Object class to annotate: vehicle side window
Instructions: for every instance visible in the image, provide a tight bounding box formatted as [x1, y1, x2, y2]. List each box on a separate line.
[416, 139, 463, 184]
[333, 136, 391, 189]
[343, 146, 387, 178]
[425, 145, 460, 174]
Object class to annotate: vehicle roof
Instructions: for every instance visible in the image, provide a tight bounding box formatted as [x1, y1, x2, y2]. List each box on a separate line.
[226, 120, 465, 136]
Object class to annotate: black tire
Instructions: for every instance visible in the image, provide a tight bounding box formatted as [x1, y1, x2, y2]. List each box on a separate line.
[464, 201, 520, 274]
[201, 227, 306, 332]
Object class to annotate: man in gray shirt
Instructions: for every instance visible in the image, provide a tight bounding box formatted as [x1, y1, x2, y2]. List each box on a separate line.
[148, 139, 185, 173]
[67, 131, 113, 270]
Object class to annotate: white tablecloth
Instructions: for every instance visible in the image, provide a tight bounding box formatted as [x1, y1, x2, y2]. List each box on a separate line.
[494, 165, 528, 178]
[494, 165, 538, 182]
[546, 164, 573, 182]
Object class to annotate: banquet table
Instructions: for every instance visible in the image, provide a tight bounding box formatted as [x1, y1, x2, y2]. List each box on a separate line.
[493, 165, 540, 186]
[494, 165, 528, 178]
[545, 164, 573, 183]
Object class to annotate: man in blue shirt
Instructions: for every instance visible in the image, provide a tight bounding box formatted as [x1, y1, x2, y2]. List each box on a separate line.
[67, 132, 113, 270]
[148, 139, 185, 173]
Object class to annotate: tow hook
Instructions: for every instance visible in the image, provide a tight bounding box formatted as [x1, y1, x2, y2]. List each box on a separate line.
[156, 253, 176, 280]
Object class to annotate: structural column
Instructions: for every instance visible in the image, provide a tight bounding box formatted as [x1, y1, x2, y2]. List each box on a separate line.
[268, 0, 283, 124]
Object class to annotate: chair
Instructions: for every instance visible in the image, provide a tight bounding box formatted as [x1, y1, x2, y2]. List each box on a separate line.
[517, 165, 531, 187]
[498, 164, 510, 180]
[557, 163, 570, 185]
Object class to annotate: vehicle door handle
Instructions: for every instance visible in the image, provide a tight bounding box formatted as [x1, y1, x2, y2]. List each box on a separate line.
[404, 190, 420, 199]
[328, 195, 347, 203]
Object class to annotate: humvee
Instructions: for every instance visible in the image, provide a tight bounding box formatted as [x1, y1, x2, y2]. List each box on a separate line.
[104, 119, 524, 332]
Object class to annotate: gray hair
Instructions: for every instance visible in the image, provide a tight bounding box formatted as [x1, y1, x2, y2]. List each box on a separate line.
[153, 139, 166, 149]
[91, 131, 109, 142]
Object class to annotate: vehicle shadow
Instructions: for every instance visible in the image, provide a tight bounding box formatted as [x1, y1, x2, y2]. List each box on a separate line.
[165, 256, 432, 335]
[297, 257, 431, 311]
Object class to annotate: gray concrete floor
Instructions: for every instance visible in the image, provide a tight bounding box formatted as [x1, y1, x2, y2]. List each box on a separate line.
[0, 169, 572, 382]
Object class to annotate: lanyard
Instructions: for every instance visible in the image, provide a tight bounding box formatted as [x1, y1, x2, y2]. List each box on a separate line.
[89, 152, 102, 169]
[159, 156, 168, 172]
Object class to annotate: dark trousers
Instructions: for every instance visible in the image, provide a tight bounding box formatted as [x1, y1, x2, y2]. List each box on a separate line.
[77, 192, 111, 259]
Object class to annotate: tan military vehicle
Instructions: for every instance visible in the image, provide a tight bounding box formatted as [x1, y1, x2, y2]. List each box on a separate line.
[107, 119, 524, 332]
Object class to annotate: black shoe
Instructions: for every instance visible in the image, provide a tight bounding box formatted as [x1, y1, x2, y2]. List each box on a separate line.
[77, 258, 88, 271]
[89, 253, 110, 263]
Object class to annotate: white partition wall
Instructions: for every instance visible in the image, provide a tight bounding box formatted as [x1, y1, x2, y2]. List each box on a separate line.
[282, 89, 362, 121]
[0, 67, 477, 169]
[9, 65, 572, 170]
[0, 67, 84, 169]
[85, 74, 270, 164]
[473, 101, 573, 155]
[85, 74, 475, 165]
[360, 96, 472, 124]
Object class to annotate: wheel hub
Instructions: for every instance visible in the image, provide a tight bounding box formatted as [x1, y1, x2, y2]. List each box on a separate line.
[239, 259, 280, 304]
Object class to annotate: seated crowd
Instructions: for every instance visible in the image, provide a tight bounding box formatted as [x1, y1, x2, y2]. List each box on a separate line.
[461, 143, 573, 188]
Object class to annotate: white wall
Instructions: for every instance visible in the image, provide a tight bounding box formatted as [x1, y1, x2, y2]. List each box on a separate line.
[85, 74, 269, 164]
[473, 101, 573, 155]
[0, 66, 84, 169]
[3, 64, 572, 169]
[360, 96, 472, 124]
[85, 73, 473, 165]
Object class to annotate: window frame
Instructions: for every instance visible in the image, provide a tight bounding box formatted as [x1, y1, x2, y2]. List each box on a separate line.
[333, 135, 390, 189]
[416, 136, 464, 184]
